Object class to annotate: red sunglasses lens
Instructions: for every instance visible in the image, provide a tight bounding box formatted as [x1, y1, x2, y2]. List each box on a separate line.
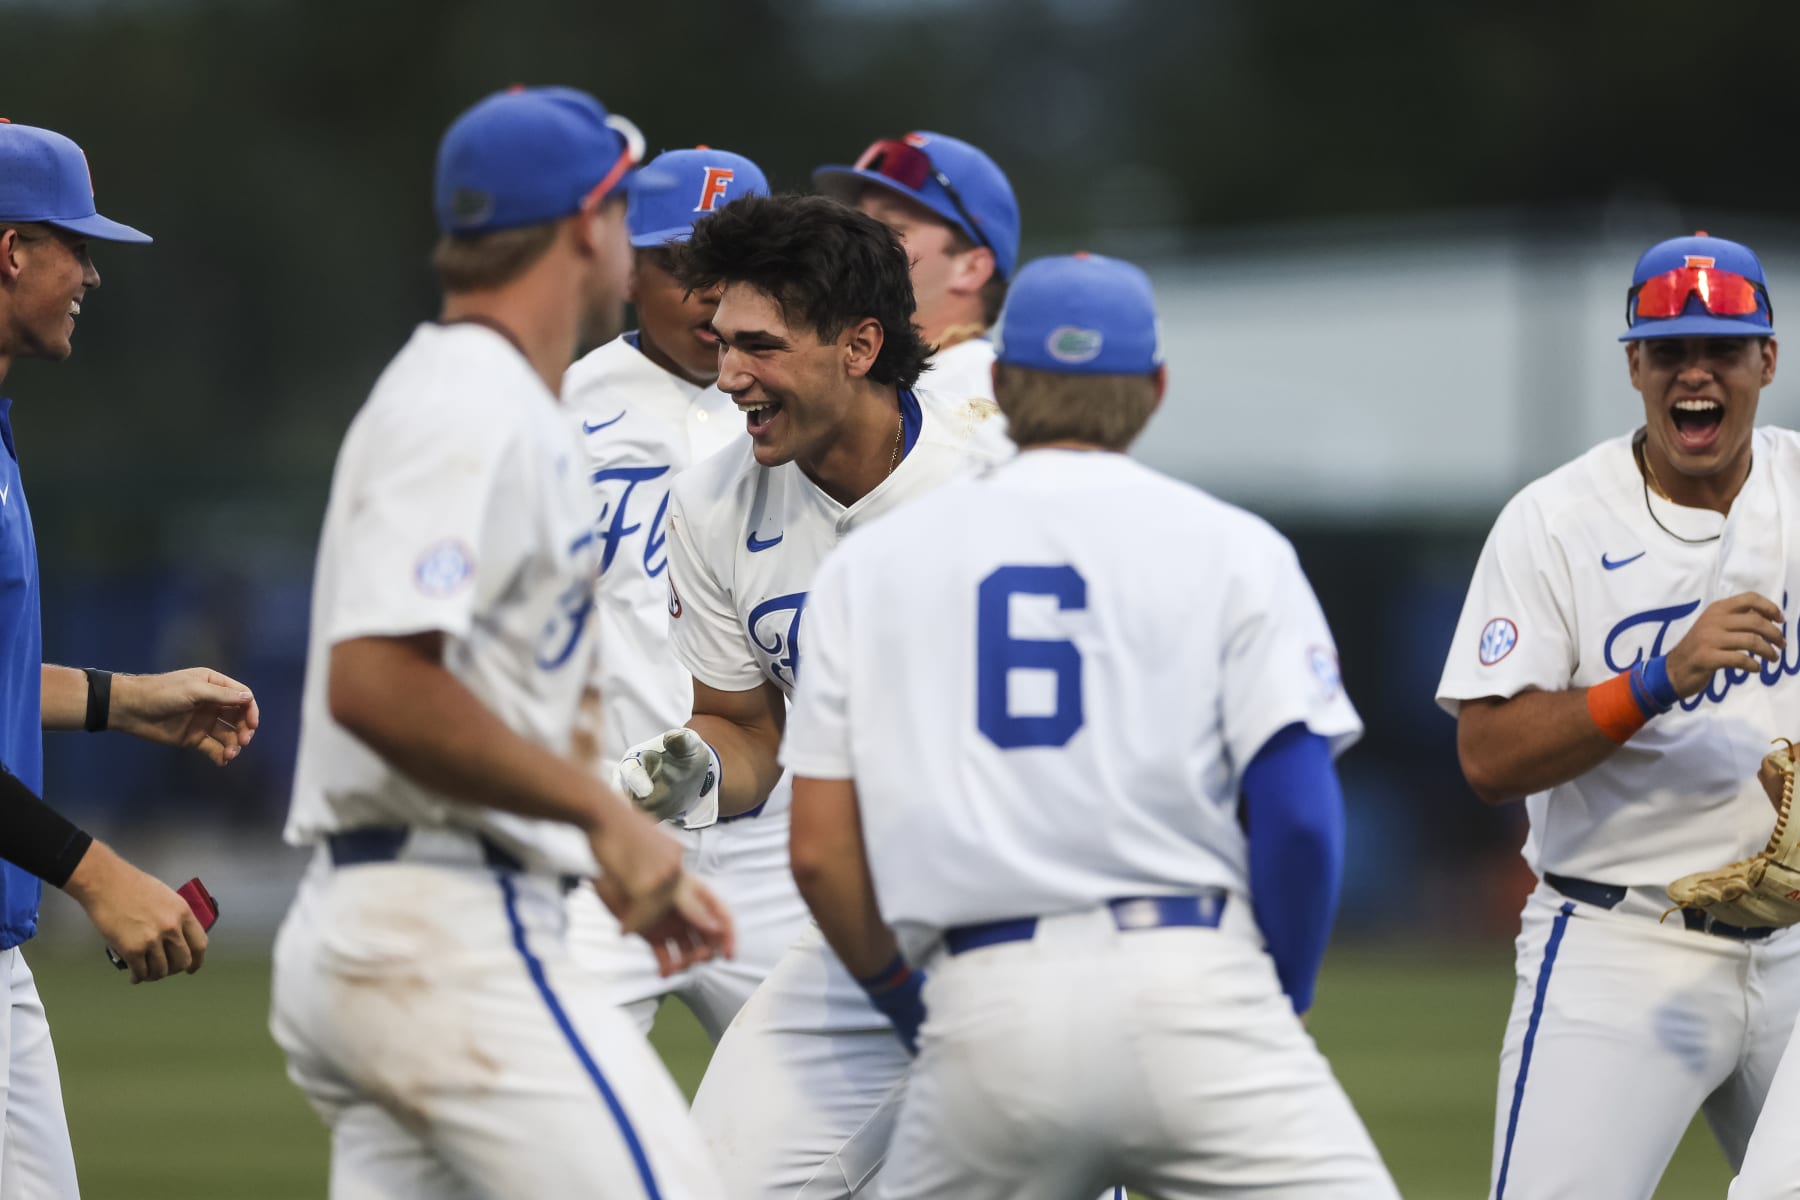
[853, 139, 933, 191]
[1635, 267, 1762, 319]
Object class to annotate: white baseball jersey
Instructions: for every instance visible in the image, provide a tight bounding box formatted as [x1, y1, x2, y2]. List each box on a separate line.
[561, 332, 811, 1042]
[665, 387, 1007, 729]
[782, 448, 1361, 933]
[564, 333, 738, 762]
[923, 335, 996, 402]
[286, 322, 602, 878]
[1438, 426, 1800, 886]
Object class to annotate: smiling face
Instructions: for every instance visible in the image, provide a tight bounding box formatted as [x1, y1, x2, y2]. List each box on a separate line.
[630, 247, 723, 384]
[0, 225, 100, 362]
[1627, 335, 1776, 481]
[711, 282, 863, 467]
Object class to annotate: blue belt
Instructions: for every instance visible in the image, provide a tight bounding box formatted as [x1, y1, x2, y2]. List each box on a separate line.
[1544, 871, 1774, 941]
[326, 827, 580, 893]
[943, 892, 1228, 957]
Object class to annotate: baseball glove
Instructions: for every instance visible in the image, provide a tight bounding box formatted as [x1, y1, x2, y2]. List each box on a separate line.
[1665, 739, 1800, 928]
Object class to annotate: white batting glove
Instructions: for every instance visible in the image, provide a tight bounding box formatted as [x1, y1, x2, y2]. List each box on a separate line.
[616, 729, 722, 827]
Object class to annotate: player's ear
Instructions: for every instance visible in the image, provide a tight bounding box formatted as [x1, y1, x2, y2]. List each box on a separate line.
[842, 316, 885, 380]
[951, 244, 996, 296]
[1762, 336, 1778, 386]
[1151, 365, 1168, 407]
[0, 229, 23, 285]
[1625, 341, 1643, 389]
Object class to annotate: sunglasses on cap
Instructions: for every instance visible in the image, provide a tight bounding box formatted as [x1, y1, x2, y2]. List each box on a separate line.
[581, 113, 646, 212]
[1626, 265, 1773, 329]
[853, 138, 994, 260]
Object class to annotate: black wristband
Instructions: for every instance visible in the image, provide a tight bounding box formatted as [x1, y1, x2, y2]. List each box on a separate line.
[83, 669, 111, 733]
[0, 767, 93, 888]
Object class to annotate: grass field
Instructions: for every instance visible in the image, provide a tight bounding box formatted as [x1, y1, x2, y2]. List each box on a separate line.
[30, 945, 1732, 1199]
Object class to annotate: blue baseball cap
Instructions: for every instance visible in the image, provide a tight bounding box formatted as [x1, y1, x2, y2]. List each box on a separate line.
[0, 121, 149, 243]
[434, 86, 644, 235]
[813, 131, 1020, 278]
[994, 253, 1162, 375]
[626, 148, 769, 248]
[1619, 232, 1774, 342]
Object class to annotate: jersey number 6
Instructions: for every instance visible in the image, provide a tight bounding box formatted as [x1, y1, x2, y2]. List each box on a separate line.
[976, 565, 1087, 750]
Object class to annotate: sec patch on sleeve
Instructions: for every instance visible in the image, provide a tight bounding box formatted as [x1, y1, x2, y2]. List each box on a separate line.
[1478, 617, 1518, 666]
[414, 539, 476, 596]
[1308, 645, 1343, 700]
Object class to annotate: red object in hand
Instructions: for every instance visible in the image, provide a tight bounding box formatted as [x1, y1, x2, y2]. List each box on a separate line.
[107, 876, 219, 969]
[177, 877, 218, 930]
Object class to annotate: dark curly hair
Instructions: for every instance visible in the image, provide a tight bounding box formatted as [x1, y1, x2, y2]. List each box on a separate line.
[671, 193, 933, 389]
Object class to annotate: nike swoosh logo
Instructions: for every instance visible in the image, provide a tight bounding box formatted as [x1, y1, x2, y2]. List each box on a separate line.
[747, 531, 783, 553]
[1601, 551, 1646, 570]
[582, 412, 625, 435]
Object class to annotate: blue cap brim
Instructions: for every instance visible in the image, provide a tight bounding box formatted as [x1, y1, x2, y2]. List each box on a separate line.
[45, 212, 152, 244]
[814, 165, 960, 229]
[629, 226, 694, 249]
[1619, 313, 1773, 341]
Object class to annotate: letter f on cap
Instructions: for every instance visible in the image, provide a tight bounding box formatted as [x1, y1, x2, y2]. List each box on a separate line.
[695, 167, 735, 213]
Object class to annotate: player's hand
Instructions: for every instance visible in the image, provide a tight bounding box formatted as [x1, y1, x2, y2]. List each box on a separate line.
[62, 841, 207, 984]
[1665, 592, 1785, 698]
[589, 804, 694, 932]
[108, 668, 259, 766]
[857, 957, 927, 1055]
[615, 729, 718, 821]
[625, 874, 735, 978]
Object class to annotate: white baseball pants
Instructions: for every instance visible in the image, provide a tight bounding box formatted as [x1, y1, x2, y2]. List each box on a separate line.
[270, 853, 724, 1200]
[879, 903, 1397, 1200]
[1492, 880, 1800, 1199]
[0, 948, 77, 1200]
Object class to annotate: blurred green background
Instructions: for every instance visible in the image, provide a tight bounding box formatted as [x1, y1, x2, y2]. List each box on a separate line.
[34, 946, 1730, 1200]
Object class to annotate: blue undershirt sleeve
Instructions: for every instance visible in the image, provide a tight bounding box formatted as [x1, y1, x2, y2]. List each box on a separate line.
[1241, 721, 1346, 1014]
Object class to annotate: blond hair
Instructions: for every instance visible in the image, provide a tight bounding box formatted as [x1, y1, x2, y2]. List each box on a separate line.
[993, 364, 1160, 451]
[431, 220, 560, 293]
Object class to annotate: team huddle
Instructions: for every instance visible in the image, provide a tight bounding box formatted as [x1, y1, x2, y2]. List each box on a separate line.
[262, 85, 1397, 1199]
[236, 84, 1800, 1200]
[6, 77, 1800, 1200]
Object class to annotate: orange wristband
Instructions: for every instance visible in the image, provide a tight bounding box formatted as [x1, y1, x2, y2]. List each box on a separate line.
[1587, 672, 1649, 745]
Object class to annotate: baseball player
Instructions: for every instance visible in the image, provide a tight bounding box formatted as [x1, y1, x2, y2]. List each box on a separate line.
[610, 192, 1009, 1197]
[0, 119, 264, 1196]
[783, 251, 1398, 1198]
[1439, 232, 1800, 1199]
[563, 147, 811, 1039]
[270, 87, 731, 1199]
[815, 131, 1018, 404]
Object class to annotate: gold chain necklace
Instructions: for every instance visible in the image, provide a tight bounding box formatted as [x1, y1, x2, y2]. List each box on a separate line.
[1635, 436, 1724, 545]
[1637, 439, 1674, 501]
[888, 411, 904, 476]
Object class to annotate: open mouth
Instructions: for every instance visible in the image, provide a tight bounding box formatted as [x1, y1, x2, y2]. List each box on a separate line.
[1669, 398, 1724, 452]
[741, 400, 783, 436]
